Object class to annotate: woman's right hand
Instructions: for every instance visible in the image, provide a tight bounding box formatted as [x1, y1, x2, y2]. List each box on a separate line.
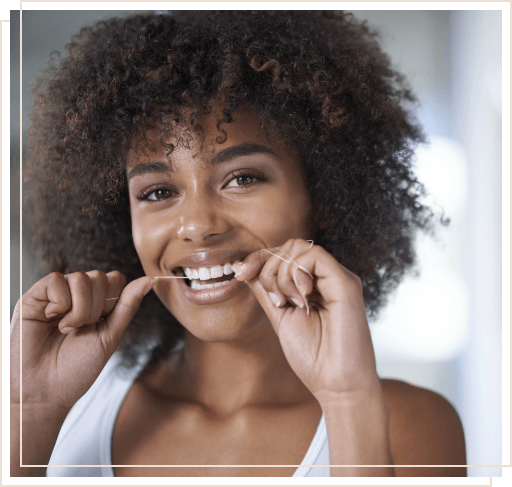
[10, 271, 155, 414]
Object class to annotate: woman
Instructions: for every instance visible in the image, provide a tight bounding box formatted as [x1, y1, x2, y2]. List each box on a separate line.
[11, 11, 466, 477]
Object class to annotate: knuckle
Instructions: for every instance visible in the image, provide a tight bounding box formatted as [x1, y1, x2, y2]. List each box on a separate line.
[47, 271, 65, 283]
[108, 270, 126, 286]
[98, 272, 109, 288]
[88, 269, 107, 282]
[69, 271, 89, 285]
[284, 238, 298, 249]
[256, 250, 266, 267]
[259, 271, 276, 291]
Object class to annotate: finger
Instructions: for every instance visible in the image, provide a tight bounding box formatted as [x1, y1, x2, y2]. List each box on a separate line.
[275, 255, 308, 310]
[232, 246, 296, 286]
[101, 271, 127, 316]
[286, 244, 360, 306]
[256, 252, 289, 308]
[85, 270, 109, 324]
[273, 241, 313, 310]
[233, 243, 309, 308]
[231, 249, 271, 281]
[244, 276, 288, 333]
[98, 276, 155, 356]
[293, 267, 314, 301]
[58, 273, 92, 332]
[22, 272, 72, 322]
[13, 274, 72, 365]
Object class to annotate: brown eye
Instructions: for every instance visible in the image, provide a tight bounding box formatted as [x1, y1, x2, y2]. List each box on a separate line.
[225, 169, 265, 189]
[147, 189, 172, 200]
[226, 175, 258, 188]
[137, 187, 177, 201]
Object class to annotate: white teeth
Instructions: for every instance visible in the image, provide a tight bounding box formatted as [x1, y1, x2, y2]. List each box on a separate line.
[198, 268, 211, 280]
[182, 262, 238, 279]
[190, 276, 237, 290]
[210, 266, 224, 279]
[181, 261, 240, 287]
[183, 260, 240, 289]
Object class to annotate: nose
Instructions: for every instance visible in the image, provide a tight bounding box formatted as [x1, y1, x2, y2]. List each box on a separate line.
[176, 192, 230, 243]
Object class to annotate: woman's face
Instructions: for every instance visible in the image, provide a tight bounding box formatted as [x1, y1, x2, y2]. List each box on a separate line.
[127, 108, 312, 342]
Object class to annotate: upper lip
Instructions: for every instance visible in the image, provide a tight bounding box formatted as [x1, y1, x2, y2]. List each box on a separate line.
[168, 249, 252, 272]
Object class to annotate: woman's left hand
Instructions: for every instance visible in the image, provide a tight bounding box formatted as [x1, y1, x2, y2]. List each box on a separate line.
[232, 238, 379, 399]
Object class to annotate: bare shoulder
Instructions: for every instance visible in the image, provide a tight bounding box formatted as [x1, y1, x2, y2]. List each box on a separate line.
[380, 378, 466, 477]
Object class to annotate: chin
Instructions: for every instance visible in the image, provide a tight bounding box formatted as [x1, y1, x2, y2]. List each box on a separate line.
[173, 301, 269, 344]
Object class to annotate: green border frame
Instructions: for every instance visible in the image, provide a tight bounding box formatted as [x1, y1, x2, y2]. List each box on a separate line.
[5, 0, 512, 487]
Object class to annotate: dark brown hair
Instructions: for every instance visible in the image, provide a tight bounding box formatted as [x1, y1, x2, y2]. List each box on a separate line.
[27, 11, 439, 368]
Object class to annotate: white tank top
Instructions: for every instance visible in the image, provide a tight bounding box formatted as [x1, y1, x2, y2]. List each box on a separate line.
[47, 353, 330, 477]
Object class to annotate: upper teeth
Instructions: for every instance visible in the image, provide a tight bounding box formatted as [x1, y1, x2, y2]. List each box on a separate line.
[183, 261, 239, 281]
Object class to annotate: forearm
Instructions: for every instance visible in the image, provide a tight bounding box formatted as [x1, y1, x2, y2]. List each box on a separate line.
[316, 386, 394, 477]
[10, 403, 68, 477]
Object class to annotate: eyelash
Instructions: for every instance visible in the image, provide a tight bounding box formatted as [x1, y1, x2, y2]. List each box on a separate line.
[224, 169, 265, 189]
[136, 169, 265, 202]
[137, 185, 177, 201]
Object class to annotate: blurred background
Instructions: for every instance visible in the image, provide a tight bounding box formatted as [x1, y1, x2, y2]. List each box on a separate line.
[10, 9, 504, 476]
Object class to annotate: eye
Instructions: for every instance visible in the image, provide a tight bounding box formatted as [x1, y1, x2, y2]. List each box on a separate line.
[137, 186, 178, 201]
[225, 169, 265, 189]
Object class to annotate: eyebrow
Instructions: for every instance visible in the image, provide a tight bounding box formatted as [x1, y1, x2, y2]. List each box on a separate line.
[127, 143, 276, 182]
[210, 143, 276, 165]
[127, 161, 169, 183]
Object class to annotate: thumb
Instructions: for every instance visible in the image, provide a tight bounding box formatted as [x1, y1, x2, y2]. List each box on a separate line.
[99, 276, 155, 355]
[244, 276, 287, 334]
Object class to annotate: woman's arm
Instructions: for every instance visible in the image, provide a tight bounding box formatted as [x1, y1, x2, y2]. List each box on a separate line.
[234, 238, 466, 476]
[233, 239, 395, 475]
[10, 273, 153, 476]
[10, 403, 68, 477]
[317, 385, 394, 476]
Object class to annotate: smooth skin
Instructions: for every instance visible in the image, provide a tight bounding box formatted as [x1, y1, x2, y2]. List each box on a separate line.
[11, 107, 466, 477]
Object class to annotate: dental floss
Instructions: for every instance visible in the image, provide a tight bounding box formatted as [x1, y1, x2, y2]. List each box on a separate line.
[261, 248, 293, 265]
[106, 242, 316, 311]
[262, 245, 314, 314]
[273, 247, 314, 280]
[153, 276, 189, 279]
[103, 276, 188, 301]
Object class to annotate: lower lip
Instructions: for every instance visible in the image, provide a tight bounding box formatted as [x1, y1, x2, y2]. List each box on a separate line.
[176, 275, 244, 305]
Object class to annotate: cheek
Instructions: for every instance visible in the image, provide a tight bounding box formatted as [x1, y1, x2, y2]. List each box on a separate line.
[242, 186, 312, 246]
[131, 213, 169, 271]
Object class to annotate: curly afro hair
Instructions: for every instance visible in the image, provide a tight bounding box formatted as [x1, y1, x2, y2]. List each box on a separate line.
[27, 10, 438, 369]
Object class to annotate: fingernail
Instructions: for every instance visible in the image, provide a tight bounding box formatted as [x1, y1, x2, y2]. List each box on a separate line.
[293, 267, 311, 298]
[268, 292, 282, 307]
[60, 327, 74, 335]
[231, 263, 245, 279]
[45, 312, 58, 319]
[290, 296, 304, 309]
[143, 277, 158, 296]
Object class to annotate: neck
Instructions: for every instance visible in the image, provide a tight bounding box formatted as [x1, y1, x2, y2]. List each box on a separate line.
[144, 323, 315, 416]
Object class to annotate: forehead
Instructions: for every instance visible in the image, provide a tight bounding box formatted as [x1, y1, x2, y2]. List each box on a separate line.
[125, 108, 279, 168]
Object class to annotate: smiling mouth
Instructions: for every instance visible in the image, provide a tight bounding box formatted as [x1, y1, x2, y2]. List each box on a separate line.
[173, 261, 241, 290]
